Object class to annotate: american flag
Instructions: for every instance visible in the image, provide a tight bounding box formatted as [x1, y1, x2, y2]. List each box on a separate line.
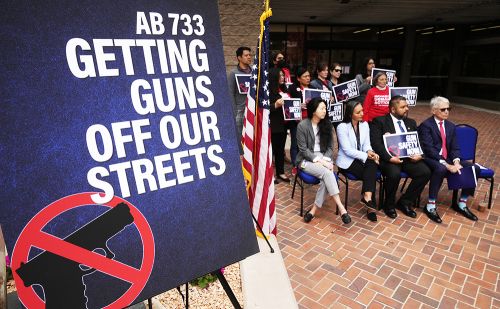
[241, 7, 276, 236]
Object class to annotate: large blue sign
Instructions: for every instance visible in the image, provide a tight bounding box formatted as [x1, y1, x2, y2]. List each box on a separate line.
[0, 1, 258, 307]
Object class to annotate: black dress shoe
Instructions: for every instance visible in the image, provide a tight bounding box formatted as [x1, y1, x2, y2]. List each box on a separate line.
[398, 202, 417, 218]
[367, 210, 378, 222]
[341, 213, 351, 224]
[384, 208, 397, 219]
[304, 211, 314, 223]
[452, 204, 478, 221]
[361, 198, 376, 209]
[424, 207, 442, 223]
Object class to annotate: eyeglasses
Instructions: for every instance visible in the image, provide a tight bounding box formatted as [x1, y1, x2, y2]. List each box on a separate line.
[368, 62, 375, 65]
[333, 69, 342, 72]
[440, 107, 451, 112]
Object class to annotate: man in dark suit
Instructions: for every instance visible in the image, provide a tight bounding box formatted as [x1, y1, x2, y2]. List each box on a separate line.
[418, 96, 480, 222]
[370, 96, 431, 219]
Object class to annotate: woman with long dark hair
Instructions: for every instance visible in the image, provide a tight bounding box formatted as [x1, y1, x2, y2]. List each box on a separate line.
[336, 100, 380, 221]
[355, 57, 375, 103]
[269, 67, 291, 183]
[296, 97, 350, 224]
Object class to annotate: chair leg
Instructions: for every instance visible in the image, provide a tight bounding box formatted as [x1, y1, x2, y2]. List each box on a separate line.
[400, 178, 408, 193]
[344, 177, 349, 213]
[291, 173, 298, 199]
[300, 180, 304, 217]
[488, 177, 494, 209]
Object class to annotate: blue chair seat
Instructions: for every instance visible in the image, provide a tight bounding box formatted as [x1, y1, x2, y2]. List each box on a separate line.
[478, 167, 495, 178]
[298, 169, 321, 184]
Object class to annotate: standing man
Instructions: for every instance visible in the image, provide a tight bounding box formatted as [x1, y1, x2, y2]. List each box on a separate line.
[228, 46, 252, 154]
[418, 96, 480, 222]
[370, 96, 431, 219]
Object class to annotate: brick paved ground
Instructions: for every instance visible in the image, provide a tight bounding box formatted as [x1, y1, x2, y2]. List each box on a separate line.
[275, 103, 499, 309]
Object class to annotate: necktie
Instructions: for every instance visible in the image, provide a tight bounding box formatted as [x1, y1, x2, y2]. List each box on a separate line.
[439, 121, 447, 159]
[397, 120, 405, 133]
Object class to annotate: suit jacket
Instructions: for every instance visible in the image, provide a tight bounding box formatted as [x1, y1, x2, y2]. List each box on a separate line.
[295, 118, 333, 165]
[336, 121, 373, 169]
[370, 114, 418, 162]
[418, 116, 460, 163]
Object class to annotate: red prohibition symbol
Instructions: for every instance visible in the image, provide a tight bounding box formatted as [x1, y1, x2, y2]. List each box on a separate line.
[11, 192, 155, 308]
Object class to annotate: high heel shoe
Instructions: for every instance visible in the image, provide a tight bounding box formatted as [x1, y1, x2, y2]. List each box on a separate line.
[341, 213, 351, 224]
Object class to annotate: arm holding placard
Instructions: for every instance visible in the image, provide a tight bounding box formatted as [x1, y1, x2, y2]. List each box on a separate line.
[355, 74, 371, 95]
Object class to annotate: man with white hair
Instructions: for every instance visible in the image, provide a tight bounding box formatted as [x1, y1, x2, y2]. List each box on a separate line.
[418, 96, 480, 223]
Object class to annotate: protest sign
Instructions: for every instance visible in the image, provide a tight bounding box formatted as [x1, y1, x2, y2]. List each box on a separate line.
[235, 74, 251, 94]
[282, 98, 302, 121]
[371, 68, 396, 87]
[383, 132, 423, 158]
[303, 88, 332, 105]
[0, 1, 259, 307]
[390, 87, 418, 106]
[329, 103, 344, 123]
[333, 79, 359, 103]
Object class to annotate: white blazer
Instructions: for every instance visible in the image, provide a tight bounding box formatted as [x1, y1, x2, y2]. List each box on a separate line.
[336, 121, 373, 169]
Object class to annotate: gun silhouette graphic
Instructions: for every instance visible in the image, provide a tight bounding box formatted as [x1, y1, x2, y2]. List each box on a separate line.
[16, 202, 134, 309]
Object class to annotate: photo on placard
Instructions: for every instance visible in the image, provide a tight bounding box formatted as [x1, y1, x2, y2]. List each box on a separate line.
[333, 79, 359, 104]
[282, 98, 302, 121]
[235, 74, 252, 94]
[303, 88, 332, 106]
[383, 132, 423, 158]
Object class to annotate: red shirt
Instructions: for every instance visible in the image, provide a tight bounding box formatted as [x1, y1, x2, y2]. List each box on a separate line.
[363, 86, 390, 122]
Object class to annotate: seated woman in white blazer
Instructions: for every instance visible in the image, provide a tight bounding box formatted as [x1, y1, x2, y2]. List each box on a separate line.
[336, 100, 380, 222]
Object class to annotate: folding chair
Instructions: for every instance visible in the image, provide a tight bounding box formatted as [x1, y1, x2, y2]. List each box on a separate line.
[291, 168, 320, 216]
[453, 124, 495, 209]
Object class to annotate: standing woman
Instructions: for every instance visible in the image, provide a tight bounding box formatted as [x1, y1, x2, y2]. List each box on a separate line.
[269, 67, 291, 183]
[310, 63, 334, 92]
[355, 57, 376, 104]
[362, 72, 390, 122]
[329, 62, 343, 87]
[288, 67, 312, 164]
[336, 101, 380, 222]
[296, 97, 350, 224]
